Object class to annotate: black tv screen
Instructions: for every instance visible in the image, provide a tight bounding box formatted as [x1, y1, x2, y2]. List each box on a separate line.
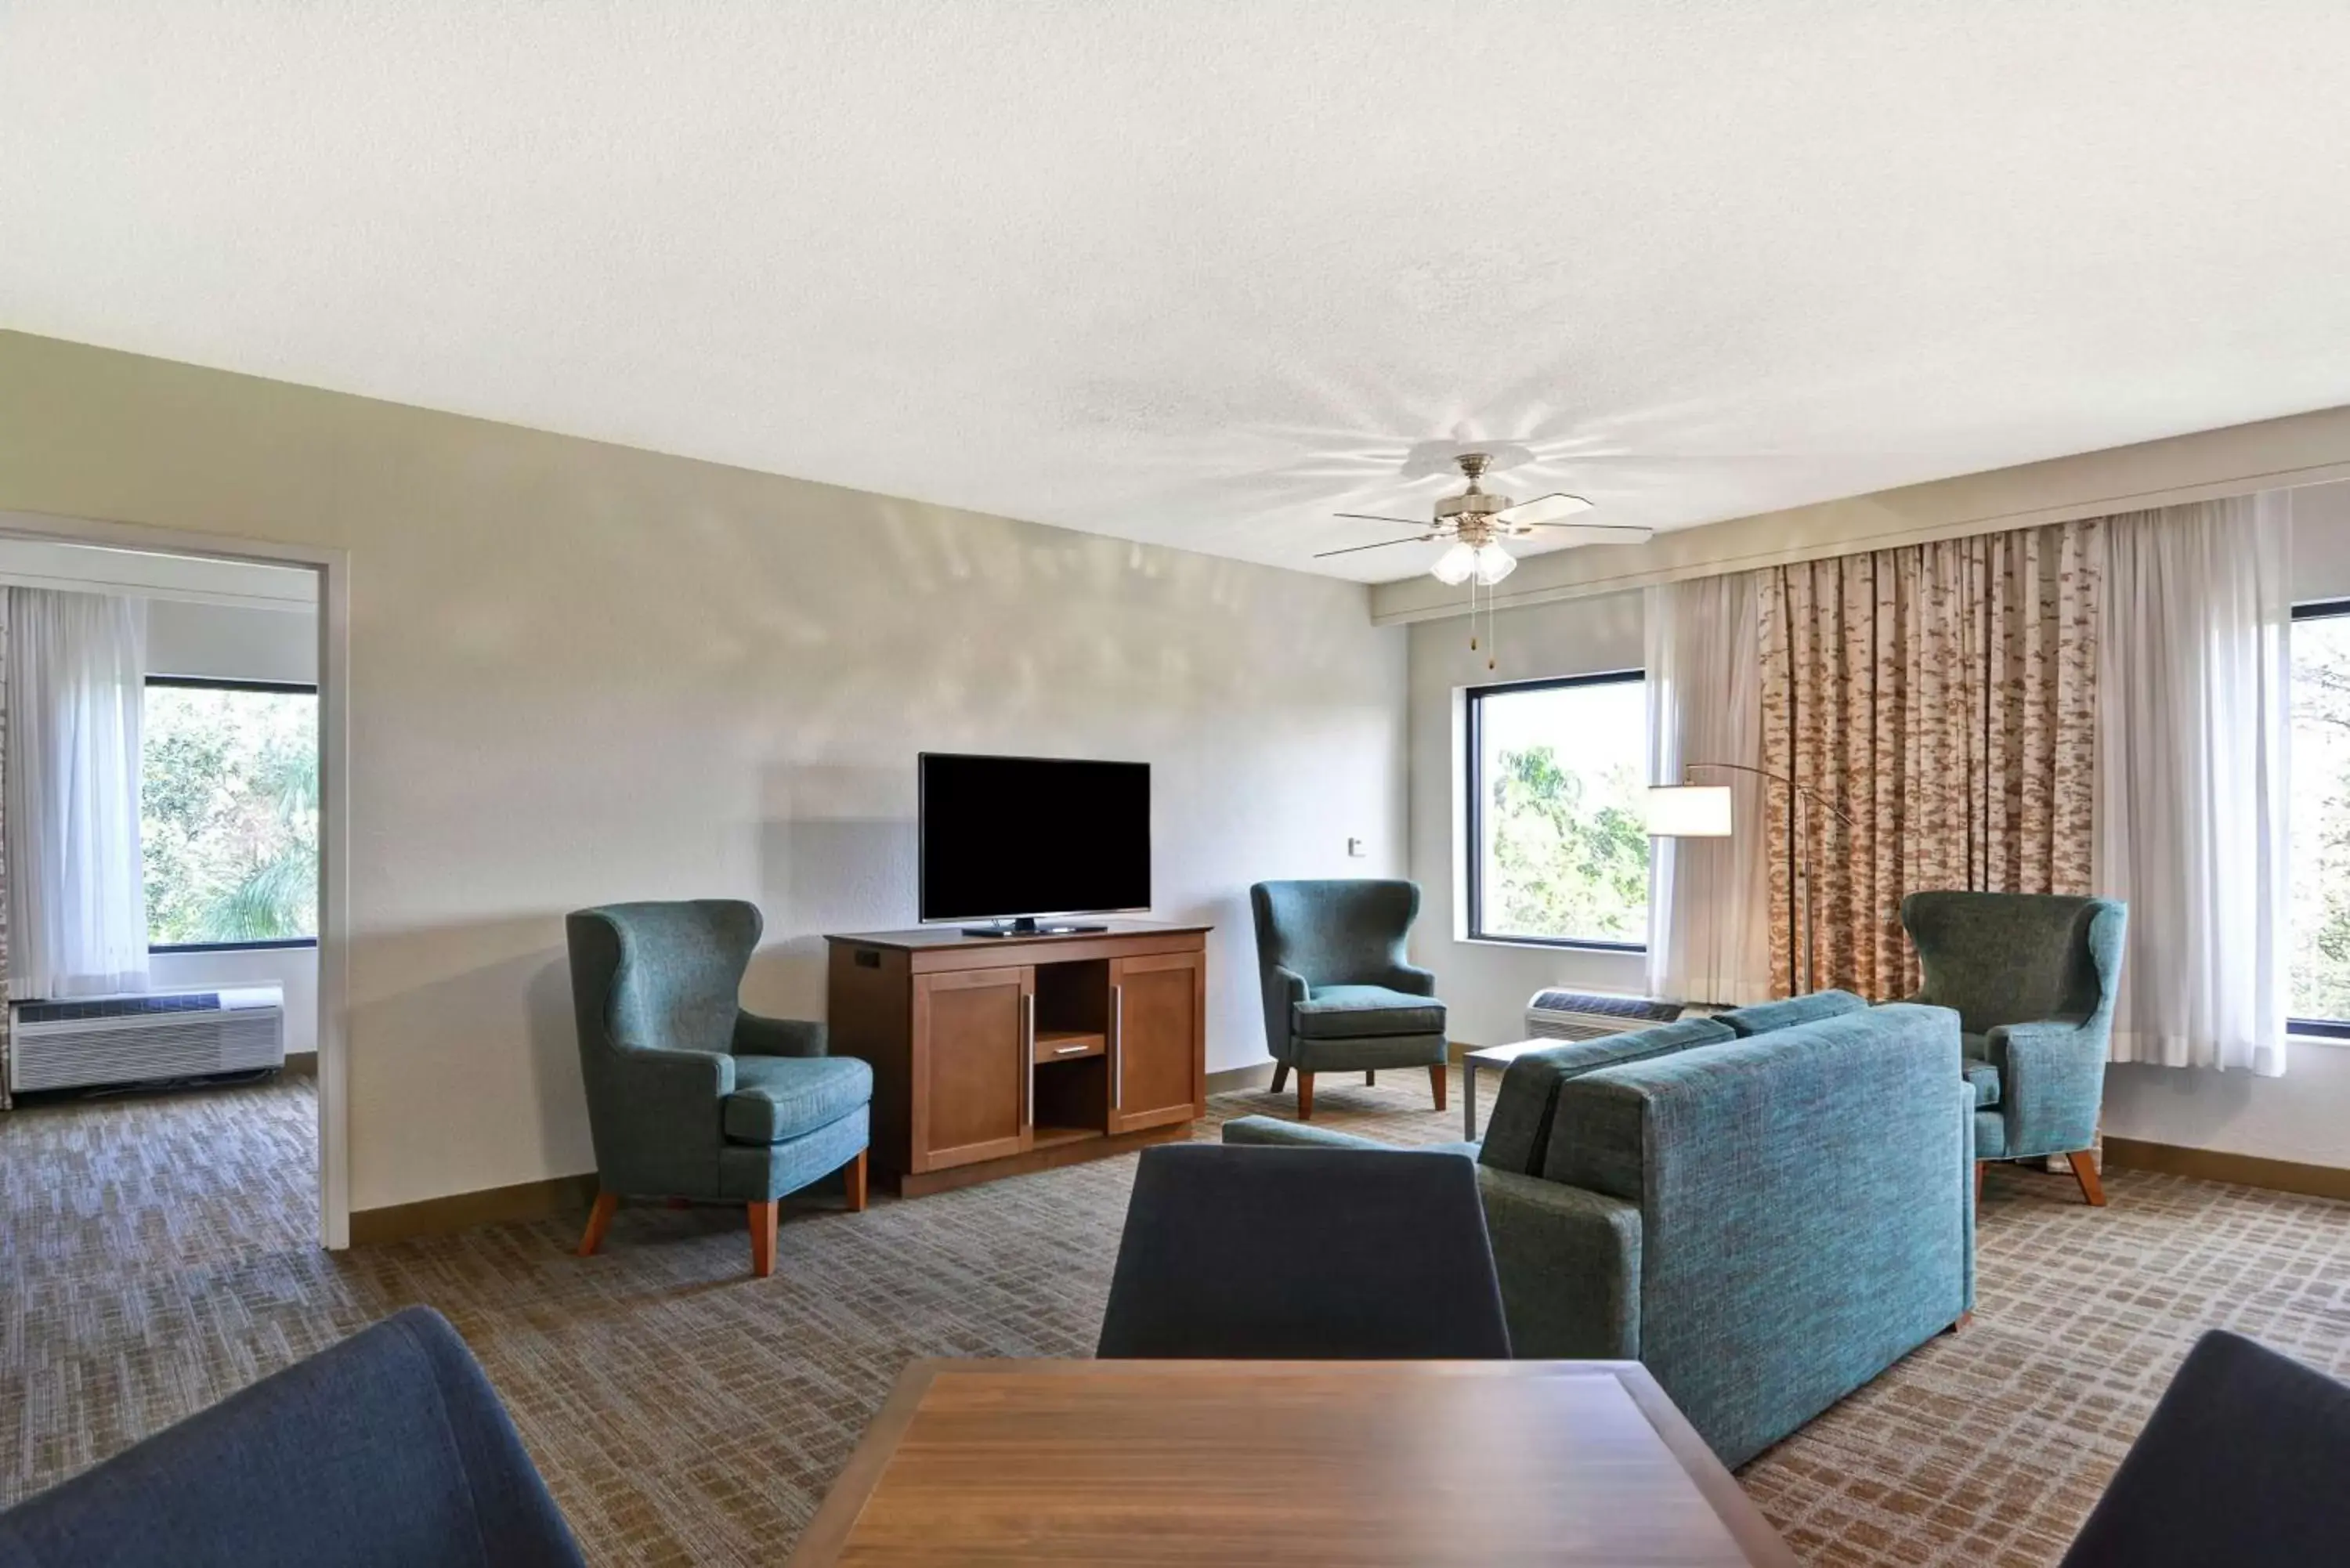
[919, 753, 1151, 923]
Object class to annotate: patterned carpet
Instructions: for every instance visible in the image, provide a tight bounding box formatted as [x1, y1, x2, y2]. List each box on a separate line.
[5, 1073, 2350, 1566]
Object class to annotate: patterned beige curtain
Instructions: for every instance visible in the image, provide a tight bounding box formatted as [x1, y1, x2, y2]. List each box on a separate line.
[1757, 520, 2100, 999]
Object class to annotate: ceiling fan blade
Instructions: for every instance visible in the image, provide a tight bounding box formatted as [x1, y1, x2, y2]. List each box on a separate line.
[1332, 511, 1434, 528]
[1314, 534, 1437, 559]
[1507, 523, 1658, 548]
[1491, 492, 1595, 528]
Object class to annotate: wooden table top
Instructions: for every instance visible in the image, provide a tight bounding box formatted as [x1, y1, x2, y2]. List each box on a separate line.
[786, 1360, 1798, 1566]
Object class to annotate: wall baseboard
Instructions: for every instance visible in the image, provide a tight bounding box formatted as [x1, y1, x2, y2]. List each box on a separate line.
[349, 1172, 598, 1245]
[1205, 1062, 1278, 1095]
[2102, 1136, 2350, 1204]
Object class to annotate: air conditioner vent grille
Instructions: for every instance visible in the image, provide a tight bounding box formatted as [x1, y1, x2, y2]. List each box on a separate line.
[1525, 990, 1686, 1042]
[17, 993, 222, 1024]
[9, 987, 281, 1093]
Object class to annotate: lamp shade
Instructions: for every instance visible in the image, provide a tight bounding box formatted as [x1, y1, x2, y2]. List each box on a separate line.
[1645, 784, 1733, 838]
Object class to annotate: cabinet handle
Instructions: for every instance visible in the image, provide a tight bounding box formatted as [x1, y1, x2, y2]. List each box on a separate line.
[1021, 992, 1036, 1129]
[1112, 983, 1124, 1108]
[1054, 1043, 1090, 1056]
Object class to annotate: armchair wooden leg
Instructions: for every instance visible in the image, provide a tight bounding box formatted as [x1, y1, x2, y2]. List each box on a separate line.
[1297, 1071, 1316, 1120]
[1270, 1062, 1290, 1094]
[577, 1190, 618, 1257]
[748, 1200, 779, 1277]
[1429, 1063, 1448, 1113]
[1365, 1069, 1376, 1086]
[843, 1150, 869, 1213]
[2067, 1149, 2107, 1208]
[1975, 1162, 1984, 1205]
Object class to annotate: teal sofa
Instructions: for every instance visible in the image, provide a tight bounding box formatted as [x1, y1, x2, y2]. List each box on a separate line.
[566, 900, 872, 1277]
[1250, 879, 1448, 1120]
[1226, 989, 1975, 1467]
[1903, 891, 2127, 1206]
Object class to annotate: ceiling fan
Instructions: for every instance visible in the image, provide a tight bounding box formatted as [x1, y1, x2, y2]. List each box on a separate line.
[1319, 448, 1654, 670]
[1317, 450, 1654, 586]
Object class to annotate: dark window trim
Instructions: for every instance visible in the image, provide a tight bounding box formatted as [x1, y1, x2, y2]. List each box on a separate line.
[143, 676, 320, 952]
[2290, 602, 2350, 1031]
[146, 674, 319, 695]
[1465, 668, 1650, 952]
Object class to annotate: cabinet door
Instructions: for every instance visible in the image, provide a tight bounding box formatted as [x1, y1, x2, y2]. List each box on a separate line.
[911, 966, 1035, 1172]
[1107, 951, 1205, 1134]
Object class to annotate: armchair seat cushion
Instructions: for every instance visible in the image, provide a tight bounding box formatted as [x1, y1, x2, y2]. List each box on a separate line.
[1963, 1057, 2002, 1109]
[724, 1055, 873, 1145]
[1292, 985, 1446, 1039]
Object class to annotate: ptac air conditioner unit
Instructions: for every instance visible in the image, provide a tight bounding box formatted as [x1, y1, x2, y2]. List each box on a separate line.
[8, 986, 285, 1093]
[1524, 989, 1691, 1042]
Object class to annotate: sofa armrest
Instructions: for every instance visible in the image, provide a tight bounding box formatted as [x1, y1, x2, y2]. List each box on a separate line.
[1382, 963, 1439, 997]
[623, 1046, 736, 1100]
[1220, 1115, 1394, 1152]
[1476, 1167, 1643, 1359]
[732, 1012, 826, 1057]
[1990, 1014, 2102, 1157]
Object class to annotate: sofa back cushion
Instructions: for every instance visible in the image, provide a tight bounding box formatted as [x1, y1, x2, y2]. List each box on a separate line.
[1477, 1019, 1737, 1176]
[1712, 988, 1868, 1038]
[1543, 1002, 1969, 1467]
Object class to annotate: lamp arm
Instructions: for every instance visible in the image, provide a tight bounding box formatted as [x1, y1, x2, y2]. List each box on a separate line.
[1677, 760, 1856, 828]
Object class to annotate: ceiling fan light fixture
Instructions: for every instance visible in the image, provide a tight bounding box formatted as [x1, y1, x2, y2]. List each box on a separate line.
[1430, 540, 1478, 585]
[1472, 542, 1517, 585]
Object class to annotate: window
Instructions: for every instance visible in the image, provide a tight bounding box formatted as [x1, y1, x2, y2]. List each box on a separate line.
[1466, 671, 1650, 948]
[141, 677, 319, 950]
[2292, 603, 2350, 1032]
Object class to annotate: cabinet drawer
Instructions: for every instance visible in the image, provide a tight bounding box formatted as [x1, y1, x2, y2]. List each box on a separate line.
[1035, 1029, 1105, 1063]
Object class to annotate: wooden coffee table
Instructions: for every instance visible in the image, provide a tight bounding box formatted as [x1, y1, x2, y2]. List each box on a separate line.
[1462, 1039, 1554, 1139]
[786, 1359, 1797, 1566]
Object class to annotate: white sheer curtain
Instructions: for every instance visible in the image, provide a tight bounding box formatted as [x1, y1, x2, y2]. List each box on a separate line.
[1645, 573, 1773, 1005]
[2096, 493, 2291, 1075]
[5, 587, 152, 999]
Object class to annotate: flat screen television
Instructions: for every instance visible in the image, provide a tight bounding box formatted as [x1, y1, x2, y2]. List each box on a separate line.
[919, 752, 1151, 934]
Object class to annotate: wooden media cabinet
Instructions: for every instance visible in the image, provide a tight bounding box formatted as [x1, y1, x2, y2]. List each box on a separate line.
[823, 923, 1209, 1198]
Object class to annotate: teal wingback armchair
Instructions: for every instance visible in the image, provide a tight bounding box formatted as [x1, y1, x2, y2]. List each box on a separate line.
[1902, 891, 2127, 1206]
[1250, 880, 1448, 1119]
[566, 900, 871, 1276]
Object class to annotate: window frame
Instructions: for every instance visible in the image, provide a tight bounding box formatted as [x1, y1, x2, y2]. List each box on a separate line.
[142, 674, 322, 955]
[1463, 667, 1650, 953]
[2290, 599, 2350, 1038]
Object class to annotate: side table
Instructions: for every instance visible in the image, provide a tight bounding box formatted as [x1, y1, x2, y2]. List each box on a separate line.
[1461, 1039, 1556, 1140]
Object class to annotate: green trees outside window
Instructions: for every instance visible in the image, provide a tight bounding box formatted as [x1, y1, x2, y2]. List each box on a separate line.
[1471, 674, 1650, 946]
[141, 682, 318, 945]
[2291, 609, 2350, 1023]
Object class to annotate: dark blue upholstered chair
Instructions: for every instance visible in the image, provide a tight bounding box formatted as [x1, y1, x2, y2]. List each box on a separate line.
[1249, 879, 1448, 1120]
[567, 899, 871, 1277]
[0, 1307, 583, 1568]
[1096, 1143, 1510, 1359]
[2060, 1330, 2350, 1566]
[1902, 891, 2127, 1206]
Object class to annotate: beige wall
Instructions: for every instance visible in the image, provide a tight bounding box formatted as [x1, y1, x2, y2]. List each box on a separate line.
[1405, 592, 1647, 1049]
[0, 331, 1408, 1213]
[1411, 478, 2350, 1164]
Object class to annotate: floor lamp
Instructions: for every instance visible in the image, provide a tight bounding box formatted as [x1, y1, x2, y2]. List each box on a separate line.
[1645, 762, 1853, 997]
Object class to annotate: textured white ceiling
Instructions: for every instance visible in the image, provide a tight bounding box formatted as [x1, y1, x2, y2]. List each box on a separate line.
[8, 3, 2350, 582]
